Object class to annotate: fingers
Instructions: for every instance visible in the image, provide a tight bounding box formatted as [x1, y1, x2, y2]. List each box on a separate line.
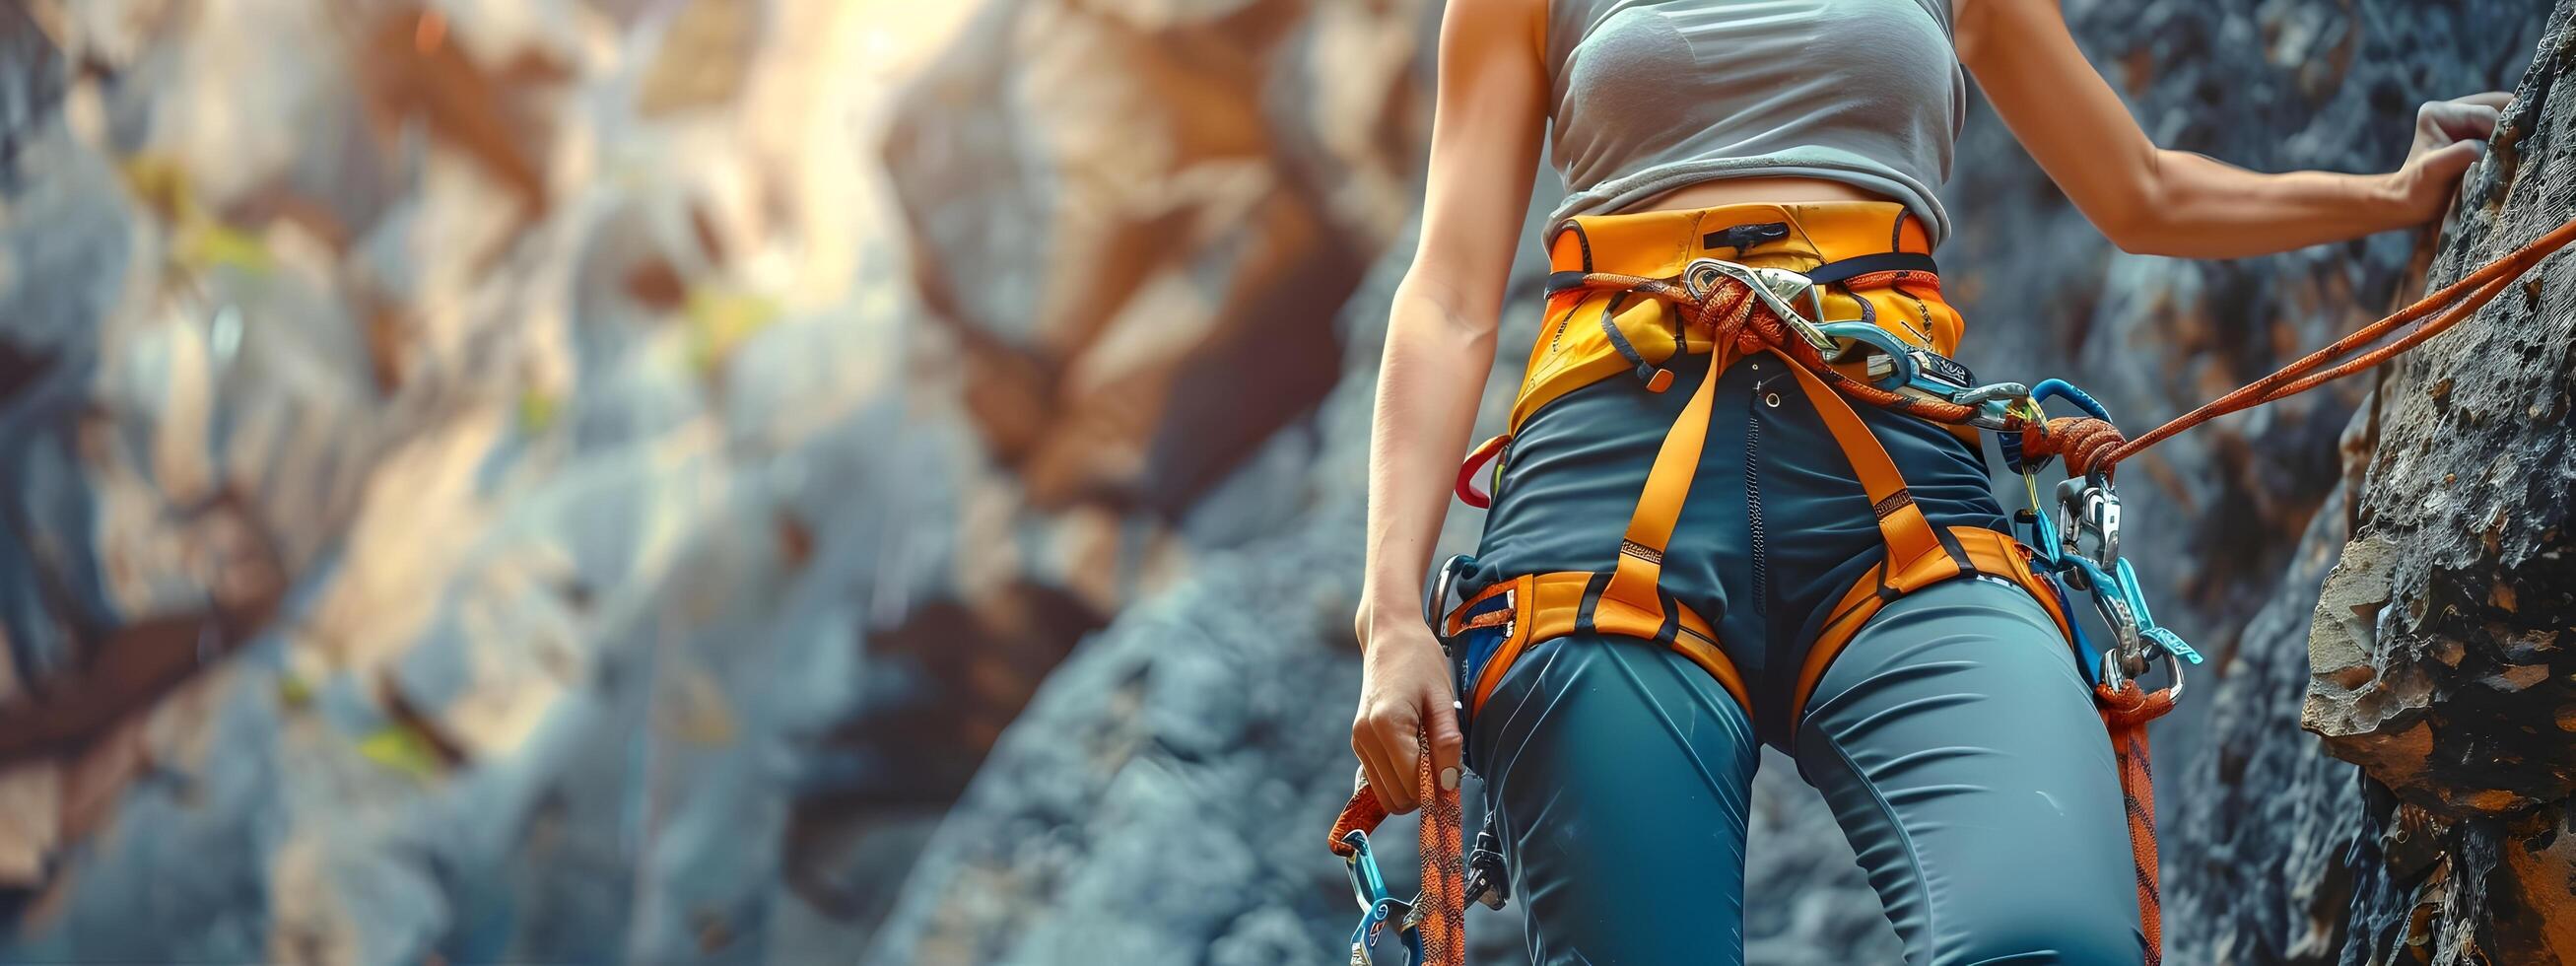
[2417, 138, 2487, 182]
[2420, 98, 2504, 144]
[1428, 694, 1465, 796]
[1354, 703, 1422, 813]
[2456, 91, 2514, 110]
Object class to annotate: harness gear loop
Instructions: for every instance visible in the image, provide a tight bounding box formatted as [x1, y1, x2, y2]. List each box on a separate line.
[1453, 435, 1510, 509]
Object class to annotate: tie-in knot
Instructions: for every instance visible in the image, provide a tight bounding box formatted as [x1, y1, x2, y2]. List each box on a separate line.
[2020, 416, 2128, 478]
[2093, 679, 2177, 725]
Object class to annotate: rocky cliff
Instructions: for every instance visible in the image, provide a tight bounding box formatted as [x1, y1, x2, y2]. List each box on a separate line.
[0, 2, 973, 961]
[1, 0, 2568, 963]
[2164, 3, 2576, 964]
[2298, 4, 2576, 961]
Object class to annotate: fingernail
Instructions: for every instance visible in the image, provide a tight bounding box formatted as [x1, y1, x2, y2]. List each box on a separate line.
[1440, 767, 1460, 791]
[2471, 140, 2489, 157]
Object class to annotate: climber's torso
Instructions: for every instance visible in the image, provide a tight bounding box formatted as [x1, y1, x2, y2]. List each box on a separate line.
[1544, 0, 1969, 246]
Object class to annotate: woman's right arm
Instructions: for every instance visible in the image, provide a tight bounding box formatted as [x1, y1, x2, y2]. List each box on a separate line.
[1351, 0, 1549, 814]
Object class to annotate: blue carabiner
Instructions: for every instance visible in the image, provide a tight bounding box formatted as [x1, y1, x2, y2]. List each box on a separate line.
[2031, 379, 2112, 420]
[1341, 830, 1426, 966]
[2019, 498, 2202, 677]
[2111, 557, 2203, 666]
[2007, 379, 2115, 473]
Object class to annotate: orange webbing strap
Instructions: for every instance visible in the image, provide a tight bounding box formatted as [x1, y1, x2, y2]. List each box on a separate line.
[1787, 526, 2070, 727]
[1774, 349, 1946, 568]
[1328, 723, 1465, 966]
[2095, 680, 2179, 965]
[1593, 289, 1759, 639]
[1447, 572, 1750, 719]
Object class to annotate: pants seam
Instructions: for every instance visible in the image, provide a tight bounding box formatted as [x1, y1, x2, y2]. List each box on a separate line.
[1816, 718, 1940, 962]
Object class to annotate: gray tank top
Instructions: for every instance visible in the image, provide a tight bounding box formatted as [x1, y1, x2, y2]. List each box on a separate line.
[1546, 0, 1968, 245]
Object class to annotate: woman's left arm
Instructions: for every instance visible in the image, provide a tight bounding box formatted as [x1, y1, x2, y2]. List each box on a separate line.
[1956, 0, 2507, 258]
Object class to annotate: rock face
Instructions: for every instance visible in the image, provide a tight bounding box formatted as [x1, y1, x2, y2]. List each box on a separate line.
[2293, 4, 2576, 961]
[883, 0, 1429, 519]
[1, 0, 1443, 961]
[0, 3, 988, 962]
[3, 0, 2569, 963]
[2163, 4, 2576, 964]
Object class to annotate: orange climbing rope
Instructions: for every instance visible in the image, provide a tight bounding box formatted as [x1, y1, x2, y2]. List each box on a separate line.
[2096, 678, 2180, 965]
[2024, 213, 2576, 479]
[1330, 724, 1464, 966]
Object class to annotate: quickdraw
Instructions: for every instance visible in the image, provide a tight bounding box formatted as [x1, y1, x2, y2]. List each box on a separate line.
[1334, 210, 2576, 966]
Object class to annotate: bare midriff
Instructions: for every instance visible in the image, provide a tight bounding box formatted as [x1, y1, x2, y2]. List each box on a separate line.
[1619, 174, 1893, 217]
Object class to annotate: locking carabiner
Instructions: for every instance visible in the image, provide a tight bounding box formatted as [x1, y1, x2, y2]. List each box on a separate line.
[2054, 476, 2122, 571]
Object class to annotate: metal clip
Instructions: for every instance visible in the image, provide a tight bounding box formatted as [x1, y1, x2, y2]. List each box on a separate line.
[2054, 477, 2121, 571]
[1341, 826, 1427, 966]
[2097, 644, 2186, 704]
[1954, 382, 2032, 430]
[1681, 258, 1837, 354]
[1808, 320, 2028, 427]
[2061, 545, 2204, 699]
[2075, 561, 2147, 677]
[1423, 554, 1471, 640]
[1464, 819, 1510, 910]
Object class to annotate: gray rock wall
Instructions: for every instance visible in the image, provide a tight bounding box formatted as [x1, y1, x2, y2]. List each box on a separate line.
[2297, 3, 2576, 961]
[2, 0, 2568, 963]
[0, 3, 967, 962]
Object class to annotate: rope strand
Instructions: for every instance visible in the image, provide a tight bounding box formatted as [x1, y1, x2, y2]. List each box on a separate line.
[2024, 213, 2576, 477]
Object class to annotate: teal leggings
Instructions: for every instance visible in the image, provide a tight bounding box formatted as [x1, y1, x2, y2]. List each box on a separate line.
[1460, 354, 2144, 964]
[1468, 580, 2142, 965]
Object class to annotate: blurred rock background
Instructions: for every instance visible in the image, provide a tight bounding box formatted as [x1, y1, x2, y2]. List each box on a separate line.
[0, 0, 2564, 964]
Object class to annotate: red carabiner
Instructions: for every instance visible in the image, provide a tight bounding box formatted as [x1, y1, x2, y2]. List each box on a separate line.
[1455, 434, 1509, 509]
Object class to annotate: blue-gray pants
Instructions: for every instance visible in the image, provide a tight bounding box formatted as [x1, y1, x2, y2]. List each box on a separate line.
[1460, 353, 2145, 964]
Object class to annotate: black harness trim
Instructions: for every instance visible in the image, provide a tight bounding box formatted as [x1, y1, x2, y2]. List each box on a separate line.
[1575, 571, 1611, 634]
[1803, 251, 1939, 286]
[1703, 221, 1792, 253]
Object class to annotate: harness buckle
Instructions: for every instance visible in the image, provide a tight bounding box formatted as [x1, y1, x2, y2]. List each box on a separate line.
[1681, 258, 1837, 354]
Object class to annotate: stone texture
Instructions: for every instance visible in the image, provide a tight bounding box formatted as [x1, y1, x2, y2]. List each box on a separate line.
[0, 3, 970, 962]
[2290, 2, 2576, 961]
[881, 0, 1430, 519]
[3, 0, 2569, 962]
[2304, 5, 2576, 817]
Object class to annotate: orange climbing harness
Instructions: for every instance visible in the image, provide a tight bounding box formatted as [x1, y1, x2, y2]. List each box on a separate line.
[1330, 204, 2576, 966]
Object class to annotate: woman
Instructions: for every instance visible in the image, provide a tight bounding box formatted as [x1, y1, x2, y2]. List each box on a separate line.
[1348, 0, 2505, 962]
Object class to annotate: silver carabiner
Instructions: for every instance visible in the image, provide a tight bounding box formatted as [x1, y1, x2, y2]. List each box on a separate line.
[2054, 477, 2121, 570]
[1424, 554, 1468, 635]
[2089, 585, 2145, 673]
[1954, 382, 2031, 429]
[1681, 258, 1837, 354]
[2098, 647, 2186, 704]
